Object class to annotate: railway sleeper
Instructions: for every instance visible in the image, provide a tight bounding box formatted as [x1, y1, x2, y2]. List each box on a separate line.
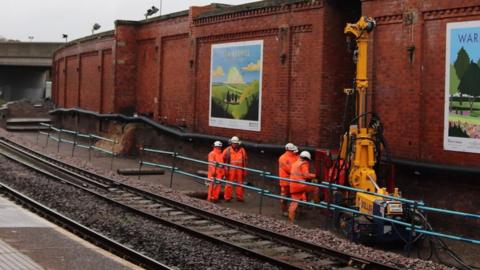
[197, 224, 225, 232]
[144, 203, 164, 209]
[169, 215, 198, 222]
[209, 229, 240, 236]
[188, 220, 212, 226]
[0, 138, 402, 270]
[128, 199, 152, 205]
[167, 211, 186, 216]
[251, 246, 288, 257]
[227, 234, 258, 242]
[238, 240, 276, 250]
[155, 207, 175, 212]
[291, 252, 314, 260]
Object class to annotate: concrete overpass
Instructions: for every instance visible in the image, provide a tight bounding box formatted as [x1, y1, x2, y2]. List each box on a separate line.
[0, 42, 62, 102]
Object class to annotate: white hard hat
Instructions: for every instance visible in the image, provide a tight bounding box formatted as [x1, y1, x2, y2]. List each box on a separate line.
[230, 136, 240, 144]
[300, 151, 311, 160]
[285, 143, 296, 151]
[213, 141, 222, 147]
[292, 146, 299, 153]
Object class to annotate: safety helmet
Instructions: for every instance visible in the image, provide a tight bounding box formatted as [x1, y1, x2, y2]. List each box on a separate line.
[299, 151, 311, 160]
[285, 143, 296, 151]
[213, 141, 223, 147]
[292, 146, 299, 153]
[230, 136, 240, 144]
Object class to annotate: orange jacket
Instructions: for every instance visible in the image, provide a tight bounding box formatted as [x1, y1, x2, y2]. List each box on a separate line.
[208, 148, 224, 179]
[223, 146, 247, 175]
[278, 151, 298, 187]
[289, 159, 316, 194]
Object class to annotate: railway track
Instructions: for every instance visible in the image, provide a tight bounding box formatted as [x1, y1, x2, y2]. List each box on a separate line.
[0, 137, 401, 270]
[0, 181, 173, 270]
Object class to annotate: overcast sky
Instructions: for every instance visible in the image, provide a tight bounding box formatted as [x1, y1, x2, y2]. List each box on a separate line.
[0, 0, 257, 42]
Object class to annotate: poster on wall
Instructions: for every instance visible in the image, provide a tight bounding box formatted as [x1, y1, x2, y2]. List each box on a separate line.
[209, 40, 263, 131]
[444, 20, 480, 153]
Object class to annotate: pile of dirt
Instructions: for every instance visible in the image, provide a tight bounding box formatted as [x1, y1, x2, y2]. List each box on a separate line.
[94, 123, 138, 155]
[3, 100, 52, 118]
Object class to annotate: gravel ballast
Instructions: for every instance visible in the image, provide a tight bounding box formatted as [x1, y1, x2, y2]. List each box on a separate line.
[0, 131, 455, 270]
[0, 155, 278, 270]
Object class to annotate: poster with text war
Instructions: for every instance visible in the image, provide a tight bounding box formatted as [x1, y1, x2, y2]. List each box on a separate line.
[209, 40, 263, 131]
[444, 21, 480, 153]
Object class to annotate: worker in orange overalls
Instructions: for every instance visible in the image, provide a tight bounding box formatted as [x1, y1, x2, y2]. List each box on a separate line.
[278, 143, 299, 216]
[223, 136, 247, 202]
[207, 141, 225, 203]
[288, 151, 320, 222]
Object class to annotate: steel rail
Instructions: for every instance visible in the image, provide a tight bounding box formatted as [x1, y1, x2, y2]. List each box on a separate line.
[0, 137, 401, 270]
[0, 139, 306, 270]
[0, 184, 173, 270]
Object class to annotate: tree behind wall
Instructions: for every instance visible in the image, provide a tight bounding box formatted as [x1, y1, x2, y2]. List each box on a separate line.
[458, 61, 480, 115]
[454, 47, 470, 107]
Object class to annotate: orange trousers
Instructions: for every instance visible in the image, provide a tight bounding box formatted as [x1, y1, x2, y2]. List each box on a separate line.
[288, 186, 319, 222]
[207, 179, 221, 202]
[280, 185, 290, 213]
[224, 170, 244, 201]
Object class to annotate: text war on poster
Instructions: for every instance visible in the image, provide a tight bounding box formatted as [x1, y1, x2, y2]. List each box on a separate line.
[444, 20, 480, 153]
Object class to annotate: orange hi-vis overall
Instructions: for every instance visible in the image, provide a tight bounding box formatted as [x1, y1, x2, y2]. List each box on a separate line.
[288, 159, 319, 221]
[207, 148, 224, 202]
[278, 151, 298, 212]
[223, 146, 247, 201]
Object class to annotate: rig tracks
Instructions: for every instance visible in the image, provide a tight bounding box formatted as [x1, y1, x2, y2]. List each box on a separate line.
[0, 137, 401, 270]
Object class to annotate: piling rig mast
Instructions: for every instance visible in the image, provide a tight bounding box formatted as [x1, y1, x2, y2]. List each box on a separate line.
[334, 16, 408, 243]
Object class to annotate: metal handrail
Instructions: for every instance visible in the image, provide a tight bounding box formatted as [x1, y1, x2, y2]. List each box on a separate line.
[142, 147, 174, 156]
[138, 146, 480, 246]
[91, 133, 116, 143]
[37, 125, 117, 168]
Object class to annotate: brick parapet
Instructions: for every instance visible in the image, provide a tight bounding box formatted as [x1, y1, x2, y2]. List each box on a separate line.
[51, 0, 480, 167]
[51, 1, 357, 148]
[363, 0, 480, 166]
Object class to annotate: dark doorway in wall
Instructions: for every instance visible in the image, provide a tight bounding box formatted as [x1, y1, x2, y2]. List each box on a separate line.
[327, 0, 361, 19]
[0, 65, 50, 102]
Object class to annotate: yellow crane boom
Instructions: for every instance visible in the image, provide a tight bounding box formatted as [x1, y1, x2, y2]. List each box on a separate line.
[341, 16, 400, 215]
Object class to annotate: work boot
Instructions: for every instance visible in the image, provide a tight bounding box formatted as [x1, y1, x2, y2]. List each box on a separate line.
[288, 202, 298, 222]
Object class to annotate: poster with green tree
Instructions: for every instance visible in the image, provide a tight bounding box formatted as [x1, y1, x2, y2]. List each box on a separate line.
[445, 21, 480, 153]
[209, 40, 263, 131]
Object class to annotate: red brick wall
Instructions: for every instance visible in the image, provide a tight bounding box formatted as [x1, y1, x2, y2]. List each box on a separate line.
[194, 33, 291, 144]
[131, 16, 190, 121]
[57, 60, 66, 107]
[136, 39, 157, 116]
[52, 1, 357, 148]
[51, 0, 480, 167]
[51, 61, 58, 104]
[65, 56, 79, 108]
[79, 52, 101, 111]
[114, 24, 137, 114]
[363, 0, 480, 166]
[101, 50, 114, 113]
[191, 1, 352, 146]
[320, 1, 360, 147]
[52, 33, 114, 111]
[160, 35, 191, 126]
